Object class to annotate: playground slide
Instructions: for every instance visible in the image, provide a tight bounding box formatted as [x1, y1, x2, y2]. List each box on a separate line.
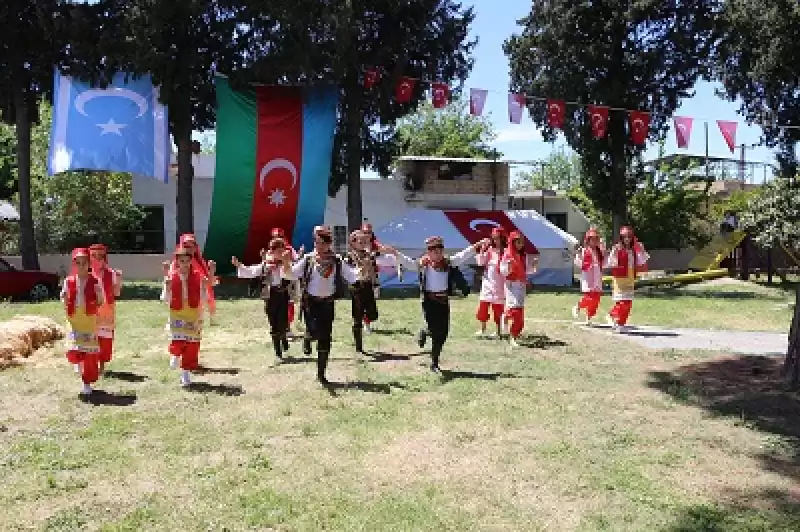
[687, 230, 746, 271]
[601, 268, 729, 288]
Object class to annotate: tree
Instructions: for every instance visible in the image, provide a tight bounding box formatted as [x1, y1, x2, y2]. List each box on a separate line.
[739, 177, 800, 250]
[715, 1, 800, 176]
[514, 149, 582, 192]
[0, 0, 67, 269]
[395, 100, 499, 159]
[504, 1, 718, 234]
[238, 0, 477, 231]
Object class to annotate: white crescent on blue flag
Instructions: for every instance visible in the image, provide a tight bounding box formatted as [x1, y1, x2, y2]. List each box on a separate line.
[48, 70, 170, 182]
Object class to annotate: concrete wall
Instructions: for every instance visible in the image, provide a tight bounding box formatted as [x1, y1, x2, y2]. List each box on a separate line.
[646, 248, 699, 271]
[508, 195, 591, 241]
[5, 254, 168, 280]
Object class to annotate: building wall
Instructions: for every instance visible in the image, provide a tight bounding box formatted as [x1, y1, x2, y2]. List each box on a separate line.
[5, 254, 169, 280]
[509, 195, 591, 241]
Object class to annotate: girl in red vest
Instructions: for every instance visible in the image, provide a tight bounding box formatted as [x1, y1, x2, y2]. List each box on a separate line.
[499, 231, 539, 347]
[88, 243, 122, 372]
[176, 233, 218, 323]
[604, 226, 649, 331]
[572, 228, 604, 325]
[61, 248, 105, 396]
[162, 245, 209, 387]
[474, 227, 507, 337]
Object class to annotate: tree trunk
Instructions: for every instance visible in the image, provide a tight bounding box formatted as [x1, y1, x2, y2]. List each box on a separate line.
[13, 76, 39, 270]
[782, 285, 800, 388]
[609, 119, 628, 238]
[344, 92, 363, 233]
[175, 124, 194, 240]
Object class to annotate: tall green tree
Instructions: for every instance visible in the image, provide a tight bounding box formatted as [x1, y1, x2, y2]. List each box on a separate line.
[715, 0, 800, 177]
[740, 176, 800, 249]
[514, 149, 582, 192]
[395, 100, 498, 159]
[504, 1, 718, 234]
[238, 0, 476, 231]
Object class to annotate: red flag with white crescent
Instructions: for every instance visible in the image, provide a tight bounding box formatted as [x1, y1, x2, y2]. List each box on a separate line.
[588, 105, 609, 139]
[443, 210, 538, 254]
[628, 110, 650, 145]
[508, 93, 526, 124]
[717, 120, 738, 152]
[547, 99, 566, 129]
[470, 88, 488, 116]
[395, 77, 416, 104]
[673, 116, 693, 149]
[431, 82, 449, 109]
[364, 69, 380, 89]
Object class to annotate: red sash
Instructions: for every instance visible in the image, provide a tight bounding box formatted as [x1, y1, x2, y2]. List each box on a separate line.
[170, 270, 202, 310]
[66, 275, 99, 316]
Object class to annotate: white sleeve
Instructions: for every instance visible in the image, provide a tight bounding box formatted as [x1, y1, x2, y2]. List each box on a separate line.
[636, 247, 650, 265]
[499, 259, 511, 277]
[160, 278, 169, 303]
[236, 263, 263, 279]
[395, 253, 419, 271]
[287, 254, 308, 280]
[449, 246, 476, 267]
[474, 250, 488, 266]
[604, 250, 618, 268]
[60, 279, 68, 303]
[375, 254, 397, 268]
[341, 261, 359, 284]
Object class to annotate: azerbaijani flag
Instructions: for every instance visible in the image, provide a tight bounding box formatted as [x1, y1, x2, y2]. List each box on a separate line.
[203, 76, 339, 274]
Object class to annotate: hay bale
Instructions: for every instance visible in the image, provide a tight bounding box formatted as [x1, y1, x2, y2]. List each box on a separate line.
[0, 315, 65, 363]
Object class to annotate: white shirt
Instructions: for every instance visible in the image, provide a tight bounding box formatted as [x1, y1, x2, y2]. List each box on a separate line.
[236, 262, 287, 287]
[288, 252, 358, 297]
[396, 247, 475, 293]
[60, 276, 106, 308]
[160, 272, 209, 305]
[475, 248, 505, 304]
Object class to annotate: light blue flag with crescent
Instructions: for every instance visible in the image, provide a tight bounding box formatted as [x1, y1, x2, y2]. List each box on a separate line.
[48, 70, 170, 182]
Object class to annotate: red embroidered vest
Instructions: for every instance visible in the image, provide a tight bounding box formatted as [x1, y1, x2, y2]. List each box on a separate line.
[95, 267, 116, 305]
[503, 251, 527, 282]
[66, 275, 99, 316]
[611, 245, 647, 277]
[170, 270, 202, 310]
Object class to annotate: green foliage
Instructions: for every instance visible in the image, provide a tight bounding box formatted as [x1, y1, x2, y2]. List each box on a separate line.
[395, 100, 499, 159]
[504, 1, 717, 228]
[740, 177, 800, 249]
[709, 188, 760, 222]
[715, 0, 800, 176]
[514, 149, 582, 192]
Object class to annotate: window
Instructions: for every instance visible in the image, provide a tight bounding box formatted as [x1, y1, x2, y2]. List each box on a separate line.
[126, 206, 165, 253]
[545, 212, 568, 232]
[333, 225, 348, 254]
[437, 161, 474, 181]
[0, 258, 10, 272]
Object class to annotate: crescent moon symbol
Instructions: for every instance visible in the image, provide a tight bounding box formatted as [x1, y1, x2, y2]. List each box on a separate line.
[74, 88, 149, 118]
[260, 158, 298, 191]
[591, 113, 605, 129]
[468, 218, 503, 232]
[677, 123, 687, 134]
[549, 103, 561, 113]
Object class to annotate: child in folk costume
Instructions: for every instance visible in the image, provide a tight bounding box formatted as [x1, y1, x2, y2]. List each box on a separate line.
[270, 227, 303, 336]
[571, 228, 605, 325]
[61, 248, 106, 396]
[604, 226, 650, 332]
[161, 246, 210, 387]
[499, 231, 539, 347]
[177, 233, 218, 322]
[231, 237, 294, 360]
[393, 236, 485, 373]
[288, 225, 359, 385]
[88, 244, 122, 373]
[344, 229, 399, 353]
[474, 227, 508, 338]
[359, 222, 385, 333]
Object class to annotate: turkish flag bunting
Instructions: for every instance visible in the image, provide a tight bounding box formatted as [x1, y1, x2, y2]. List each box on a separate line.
[673, 116, 693, 149]
[431, 82, 449, 109]
[628, 110, 650, 145]
[363, 69, 380, 89]
[547, 99, 566, 129]
[470, 88, 488, 116]
[717, 120, 738, 153]
[395, 77, 416, 104]
[587, 105, 609, 139]
[508, 93, 526, 124]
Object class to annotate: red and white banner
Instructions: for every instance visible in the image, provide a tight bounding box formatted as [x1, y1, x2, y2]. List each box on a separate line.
[673, 116, 693, 149]
[395, 77, 415, 104]
[547, 99, 566, 129]
[717, 120, 738, 152]
[628, 110, 650, 145]
[443, 210, 539, 254]
[587, 105, 609, 139]
[508, 93, 526, 124]
[431, 82, 449, 109]
[364, 69, 380, 89]
[469, 88, 488, 116]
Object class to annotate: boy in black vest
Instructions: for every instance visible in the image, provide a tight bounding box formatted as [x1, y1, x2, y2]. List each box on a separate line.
[393, 236, 485, 373]
[288, 225, 358, 384]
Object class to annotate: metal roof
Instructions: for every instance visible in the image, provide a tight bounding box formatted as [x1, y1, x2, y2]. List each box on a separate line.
[395, 155, 505, 164]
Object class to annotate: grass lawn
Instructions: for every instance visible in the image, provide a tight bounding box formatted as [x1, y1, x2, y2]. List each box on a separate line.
[1, 280, 799, 531]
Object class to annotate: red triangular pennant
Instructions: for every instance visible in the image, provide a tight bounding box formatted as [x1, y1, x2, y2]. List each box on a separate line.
[431, 82, 449, 109]
[628, 110, 650, 145]
[673, 116, 693, 149]
[717, 120, 738, 153]
[395, 77, 416, 104]
[470, 88, 488, 116]
[547, 99, 566, 129]
[587, 105, 609, 139]
[363, 68, 380, 89]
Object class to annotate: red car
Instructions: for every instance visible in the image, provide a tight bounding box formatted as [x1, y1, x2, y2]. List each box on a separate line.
[0, 257, 61, 301]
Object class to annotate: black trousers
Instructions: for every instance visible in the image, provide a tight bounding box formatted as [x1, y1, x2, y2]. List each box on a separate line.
[264, 287, 290, 355]
[302, 296, 335, 381]
[350, 282, 379, 327]
[422, 295, 450, 366]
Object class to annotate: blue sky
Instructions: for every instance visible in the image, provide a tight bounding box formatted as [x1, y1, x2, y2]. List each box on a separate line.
[360, 0, 776, 181]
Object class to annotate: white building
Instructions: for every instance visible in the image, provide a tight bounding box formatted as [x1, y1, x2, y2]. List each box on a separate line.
[131, 154, 591, 253]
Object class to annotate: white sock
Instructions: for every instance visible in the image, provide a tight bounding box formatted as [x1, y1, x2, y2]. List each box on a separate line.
[73, 364, 81, 374]
[169, 356, 179, 370]
[180, 370, 191, 386]
[81, 383, 92, 395]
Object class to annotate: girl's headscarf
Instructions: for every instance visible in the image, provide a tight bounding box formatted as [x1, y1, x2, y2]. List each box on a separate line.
[88, 243, 108, 274]
[583, 228, 604, 262]
[502, 231, 527, 280]
[177, 233, 210, 276]
[70, 247, 89, 276]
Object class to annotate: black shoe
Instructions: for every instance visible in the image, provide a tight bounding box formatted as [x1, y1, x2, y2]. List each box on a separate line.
[303, 339, 312, 355]
[430, 365, 441, 375]
[282, 338, 290, 351]
[317, 373, 329, 385]
[417, 329, 428, 349]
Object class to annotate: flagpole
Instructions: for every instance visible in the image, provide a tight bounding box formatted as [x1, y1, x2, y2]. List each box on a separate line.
[704, 121, 709, 183]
